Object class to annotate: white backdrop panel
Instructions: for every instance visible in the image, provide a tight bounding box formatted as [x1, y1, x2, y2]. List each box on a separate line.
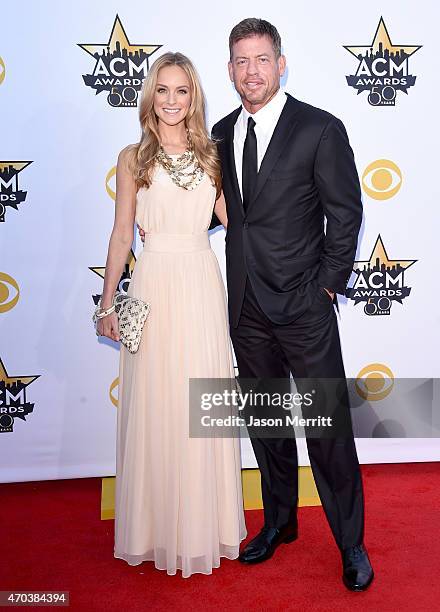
[0, 0, 438, 482]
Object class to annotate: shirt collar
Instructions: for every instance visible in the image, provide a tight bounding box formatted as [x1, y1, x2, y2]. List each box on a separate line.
[240, 88, 287, 132]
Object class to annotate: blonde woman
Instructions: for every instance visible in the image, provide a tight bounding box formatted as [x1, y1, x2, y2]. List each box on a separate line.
[96, 52, 246, 577]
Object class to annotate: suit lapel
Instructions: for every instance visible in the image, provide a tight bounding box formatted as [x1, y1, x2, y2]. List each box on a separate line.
[221, 107, 243, 215]
[250, 94, 301, 207]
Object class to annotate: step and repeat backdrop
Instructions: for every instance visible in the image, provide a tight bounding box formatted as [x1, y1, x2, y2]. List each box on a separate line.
[1, 0, 439, 482]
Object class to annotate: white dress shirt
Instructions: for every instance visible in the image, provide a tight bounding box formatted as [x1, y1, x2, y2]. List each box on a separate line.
[233, 88, 288, 199]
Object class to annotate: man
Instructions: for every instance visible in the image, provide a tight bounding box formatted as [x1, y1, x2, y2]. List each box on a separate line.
[140, 18, 374, 590]
[210, 18, 373, 591]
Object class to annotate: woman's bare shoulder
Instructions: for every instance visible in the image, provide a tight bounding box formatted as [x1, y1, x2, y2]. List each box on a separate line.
[118, 143, 137, 162]
[116, 144, 138, 179]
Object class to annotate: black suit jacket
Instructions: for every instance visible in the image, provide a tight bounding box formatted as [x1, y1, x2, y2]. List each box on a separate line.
[210, 93, 362, 328]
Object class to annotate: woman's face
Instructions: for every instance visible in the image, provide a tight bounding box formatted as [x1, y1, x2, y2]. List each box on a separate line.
[154, 65, 192, 128]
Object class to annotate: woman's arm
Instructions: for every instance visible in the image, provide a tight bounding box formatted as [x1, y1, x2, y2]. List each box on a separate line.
[213, 191, 228, 228]
[100, 147, 136, 310]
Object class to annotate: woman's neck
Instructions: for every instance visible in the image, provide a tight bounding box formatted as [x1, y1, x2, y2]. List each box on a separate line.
[158, 121, 188, 152]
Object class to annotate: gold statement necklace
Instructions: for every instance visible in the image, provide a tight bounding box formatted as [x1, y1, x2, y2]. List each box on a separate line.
[156, 128, 205, 190]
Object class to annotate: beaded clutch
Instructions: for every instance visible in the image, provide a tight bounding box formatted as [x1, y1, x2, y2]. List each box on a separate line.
[93, 291, 150, 354]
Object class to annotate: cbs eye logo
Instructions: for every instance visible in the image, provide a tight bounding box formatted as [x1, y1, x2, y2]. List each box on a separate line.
[109, 377, 119, 407]
[362, 160, 402, 200]
[355, 363, 394, 401]
[0, 272, 19, 313]
[0, 57, 5, 85]
[105, 166, 116, 201]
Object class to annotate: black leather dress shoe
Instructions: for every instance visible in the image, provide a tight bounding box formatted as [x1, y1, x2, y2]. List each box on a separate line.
[342, 544, 374, 591]
[238, 523, 298, 564]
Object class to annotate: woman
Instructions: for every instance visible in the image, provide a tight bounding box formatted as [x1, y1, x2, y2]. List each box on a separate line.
[96, 52, 246, 577]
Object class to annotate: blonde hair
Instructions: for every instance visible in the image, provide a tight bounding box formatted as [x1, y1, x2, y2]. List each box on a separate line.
[126, 52, 221, 197]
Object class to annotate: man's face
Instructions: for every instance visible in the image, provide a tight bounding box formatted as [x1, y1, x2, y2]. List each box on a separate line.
[228, 34, 286, 113]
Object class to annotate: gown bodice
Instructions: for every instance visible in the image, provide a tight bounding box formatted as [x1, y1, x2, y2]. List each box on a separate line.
[135, 161, 216, 235]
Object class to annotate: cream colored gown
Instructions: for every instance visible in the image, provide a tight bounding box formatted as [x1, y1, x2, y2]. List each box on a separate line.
[113, 159, 247, 577]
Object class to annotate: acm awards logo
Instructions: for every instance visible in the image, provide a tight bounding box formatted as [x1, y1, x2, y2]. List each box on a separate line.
[346, 235, 417, 316]
[78, 15, 162, 107]
[344, 17, 421, 106]
[0, 272, 31, 433]
[89, 250, 136, 306]
[0, 161, 33, 223]
[0, 358, 40, 433]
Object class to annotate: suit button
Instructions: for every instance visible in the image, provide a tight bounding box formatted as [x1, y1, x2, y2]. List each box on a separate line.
[243, 222, 249, 229]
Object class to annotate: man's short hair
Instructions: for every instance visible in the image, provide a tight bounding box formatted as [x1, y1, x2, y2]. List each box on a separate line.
[229, 18, 282, 60]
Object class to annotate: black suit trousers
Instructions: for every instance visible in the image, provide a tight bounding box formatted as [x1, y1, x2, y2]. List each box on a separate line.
[230, 277, 365, 550]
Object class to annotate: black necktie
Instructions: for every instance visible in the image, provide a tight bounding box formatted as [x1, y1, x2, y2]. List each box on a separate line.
[242, 117, 257, 212]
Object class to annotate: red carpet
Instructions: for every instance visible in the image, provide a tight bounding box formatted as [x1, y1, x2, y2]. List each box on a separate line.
[2, 463, 440, 611]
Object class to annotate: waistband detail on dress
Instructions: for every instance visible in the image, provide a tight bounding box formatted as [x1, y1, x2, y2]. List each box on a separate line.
[142, 232, 210, 253]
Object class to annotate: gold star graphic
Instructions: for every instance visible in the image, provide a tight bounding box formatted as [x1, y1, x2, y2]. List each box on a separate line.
[353, 235, 417, 272]
[0, 357, 40, 388]
[344, 17, 421, 59]
[0, 161, 32, 174]
[78, 14, 161, 58]
[89, 249, 137, 280]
